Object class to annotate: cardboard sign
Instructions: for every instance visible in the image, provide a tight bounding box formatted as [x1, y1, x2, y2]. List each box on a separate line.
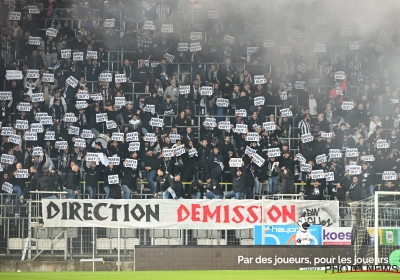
[108, 157, 120, 165]
[216, 98, 229, 107]
[315, 154, 327, 164]
[280, 46, 292, 54]
[263, 122, 276, 131]
[141, 1, 151, 10]
[247, 47, 258, 55]
[360, 155, 374, 162]
[108, 175, 119, 184]
[114, 97, 126, 106]
[190, 32, 202, 41]
[27, 69, 40, 79]
[294, 81, 305, 90]
[150, 118, 163, 128]
[325, 172, 334, 182]
[100, 72, 112, 82]
[161, 24, 173, 33]
[81, 129, 94, 139]
[44, 131, 55, 140]
[74, 138, 86, 148]
[61, 49, 71, 59]
[207, 10, 219, 19]
[236, 124, 247, 134]
[377, 139, 389, 149]
[68, 126, 80, 135]
[200, 86, 213, 96]
[55, 141, 68, 150]
[297, 63, 308, 74]
[173, 145, 186, 157]
[0, 91, 12, 100]
[169, 133, 181, 143]
[42, 73, 54, 83]
[245, 146, 256, 156]
[235, 109, 247, 117]
[87, 51, 97, 59]
[300, 163, 312, 172]
[46, 28, 58, 37]
[75, 101, 88, 109]
[311, 170, 325, 179]
[144, 133, 156, 142]
[188, 148, 198, 157]
[128, 142, 140, 151]
[295, 153, 307, 164]
[314, 44, 326, 53]
[25, 132, 38, 141]
[9, 12, 21, 21]
[1, 154, 14, 164]
[349, 41, 360, 50]
[64, 113, 77, 123]
[345, 148, 358, 158]
[96, 113, 108, 123]
[40, 116, 53, 125]
[164, 53, 174, 62]
[6, 70, 23, 80]
[252, 153, 265, 167]
[143, 104, 155, 113]
[279, 108, 292, 118]
[268, 148, 281, 157]
[104, 19, 115, 28]
[29, 6, 40, 14]
[124, 159, 137, 168]
[91, 93, 103, 101]
[229, 158, 242, 167]
[111, 133, 124, 142]
[218, 121, 231, 130]
[2, 182, 13, 194]
[77, 90, 89, 100]
[291, 29, 304, 38]
[86, 153, 98, 162]
[334, 71, 346, 80]
[204, 118, 216, 128]
[66, 76, 78, 88]
[16, 120, 29, 130]
[263, 39, 275, 48]
[31, 93, 44, 103]
[177, 43, 189, 52]
[321, 132, 332, 138]
[73, 52, 83, 61]
[341, 101, 353, 110]
[126, 132, 139, 142]
[329, 149, 342, 158]
[106, 120, 117, 129]
[383, 171, 396, 180]
[246, 132, 259, 142]
[115, 74, 127, 83]
[1, 126, 13, 136]
[349, 165, 361, 175]
[254, 75, 266, 85]
[32, 146, 44, 156]
[143, 21, 155, 30]
[253, 96, 264, 106]
[30, 123, 43, 133]
[223, 36, 235, 45]
[179, 85, 190, 95]
[335, 87, 343, 96]
[190, 42, 202, 52]
[8, 134, 21, 145]
[341, 27, 353, 36]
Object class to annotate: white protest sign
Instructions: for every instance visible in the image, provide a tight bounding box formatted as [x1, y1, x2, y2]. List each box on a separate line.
[169, 133, 181, 143]
[1, 154, 14, 164]
[254, 75, 266, 85]
[55, 141, 68, 150]
[108, 157, 120, 165]
[229, 158, 243, 168]
[280, 108, 293, 117]
[341, 27, 353, 36]
[334, 71, 346, 80]
[201, 86, 213, 96]
[124, 159, 137, 168]
[189, 148, 198, 157]
[73, 52, 83, 61]
[66, 76, 79, 88]
[294, 81, 305, 90]
[128, 142, 140, 151]
[25, 132, 38, 141]
[335, 87, 343, 96]
[111, 133, 124, 142]
[177, 43, 189, 52]
[108, 175, 119, 184]
[383, 171, 397, 181]
[246, 132, 259, 142]
[280, 91, 287, 100]
[81, 129, 94, 139]
[297, 63, 308, 74]
[75, 101, 88, 109]
[315, 154, 327, 164]
[314, 44, 326, 53]
[311, 170, 325, 179]
[87, 51, 98, 59]
[325, 172, 334, 182]
[247, 47, 258, 55]
[86, 153, 98, 162]
[263, 122, 276, 131]
[341, 101, 353, 110]
[245, 146, 256, 156]
[114, 97, 126, 106]
[106, 120, 117, 129]
[115, 74, 127, 83]
[235, 109, 247, 117]
[235, 124, 247, 134]
[164, 53, 174, 62]
[268, 148, 281, 157]
[27, 69, 39, 79]
[144, 133, 156, 143]
[40, 116, 53, 125]
[291, 29, 304, 38]
[74, 138, 86, 148]
[46, 28, 58, 37]
[263, 39, 275, 48]
[8, 134, 21, 145]
[68, 126, 80, 135]
[91, 93, 102, 101]
[190, 42, 202, 52]
[280, 46, 292, 54]
[161, 24, 173, 33]
[1, 127, 13, 136]
[143, 21, 155, 30]
[29, 6, 40, 14]
[321, 132, 332, 138]
[100, 72, 112, 82]
[349, 41, 360, 50]
[31, 93, 44, 103]
[9, 12, 21, 20]
[141, 1, 151, 10]
[30, 123, 43, 133]
[96, 113, 108, 123]
[218, 121, 231, 130]
[64, 113, 77, 123]
[223, 36, 235, 45]
[216, 98, 229, 107]
[377, 139, 389, 149]
[254, 96, 265, 106]
[15, 169, 29, 178]
[32, 147, 44, 156]
[2, 182, 13, 194]
[190, 32, 202, 41]
[204, 118, 216, 128]
[300, 163, 312, 172]
[345, 148, 358, 158]
[179, 85, 190, 95]
[61, 49, 71, 59]
[104, 19, 115, 28]
[253, 154, 265, 167]
[207, 10, 219, 19]
[42, 73, 54, 83]
[349, 165, 361, 175]
[126, 132, 139, 142]
[16, 120, 29, 130]
[329, 149, 342, 159]
[295, 154, 307, 164]
[143, 104, 155, 113]
[44, 131, 55, 140]
[150, 118, 163, 128]
[0, 91, 12, 100]
[77, 90, 89, 100]
[173, 145, 186, 157]
[360, 155, 374, 162]
[6, 70, 23, 80]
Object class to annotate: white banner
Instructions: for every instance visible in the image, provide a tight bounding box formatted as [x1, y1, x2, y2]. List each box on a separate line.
[73, 52, 83, 61]
[42, 73, 54, 83]
[383, 171, 397, 181]
[124, 159, 137, 168]
[96, 113, 108, 123]
[61, 49, 71, 59]
[341, 101, 353, 111]
[0, 91, 12, 100]
[100, 72, 112, 82]
[280, 108, 293, 117]
[46, 28, 58, 37]
[29, 36, 41, 45]
[42, 199, 340, 229]
[27, 69, 39, 79]
[129, 142, 140, 151]
[254, 75, 266, 85]
[254, 96, 265, 106]
[216, 98, 229, 107]
[200, 86, 213, 96]
[6, 70, 23, 80]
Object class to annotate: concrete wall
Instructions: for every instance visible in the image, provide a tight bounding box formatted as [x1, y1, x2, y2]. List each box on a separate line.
[0, 261, 134, 272]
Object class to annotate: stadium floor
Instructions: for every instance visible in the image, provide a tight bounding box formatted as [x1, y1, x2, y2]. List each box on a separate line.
[1, 271, 399, 279]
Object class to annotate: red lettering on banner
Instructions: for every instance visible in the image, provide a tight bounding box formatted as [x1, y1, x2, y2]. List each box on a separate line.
[223, 205, 229, 223]
[266, 205, 296, 223]
[246, 206, 259, 223]
[232, 206, 244, 223]
[202, 205, 221, 222]
[177, 204, 190, 222]
[191, 204, 201, 221]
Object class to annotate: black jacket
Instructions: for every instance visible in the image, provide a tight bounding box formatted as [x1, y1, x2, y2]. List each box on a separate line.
[206, 178, 223, 195]
[37, 175, 57, 198]
[83, 164, 101, 188]
[349, 181, 362, 201]
[121, 167, 139, 188]
[156, 174, 172, 193]
[170, 179, 184, 198]
[143, 154, 161, 171]
[305, 179, 324, 200]
[274, 165, 294, 194]
[30, 172, 43, 192]
[331, 184, 347, 201]
[230, 167, 246, 193]
[66, 169, 80, 191]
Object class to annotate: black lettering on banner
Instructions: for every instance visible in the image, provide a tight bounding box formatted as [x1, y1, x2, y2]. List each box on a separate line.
[109, 204, 122, 221]
[69, 202, 83, 221]
[47, 201, 60, 219]
[61, 202, 67, 220]
[94, 203, 108, 221]
[131, 204, 145, 221]
[83, 203, 93, 220]
[146, 204, 159, 222]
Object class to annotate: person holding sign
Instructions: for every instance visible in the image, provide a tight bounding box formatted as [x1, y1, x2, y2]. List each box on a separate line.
[273, 161, 295, 194]
[225, 161, 246, 200]
[82, 157, 101, 199]
[103, 163, 121, 199]
[305, 177, 324, 200]
[380, 175, 399, 225]
[346, 176, 362, 202]
[120, 157, 140, 199]
[66, 164, 80, 199]
[143, 149, 160, 194]
[8, 163, 25, 216]
[330, 74, 346, 104]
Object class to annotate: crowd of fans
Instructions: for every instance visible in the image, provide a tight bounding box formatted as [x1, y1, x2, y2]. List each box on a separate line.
[0, 0, 399, 217]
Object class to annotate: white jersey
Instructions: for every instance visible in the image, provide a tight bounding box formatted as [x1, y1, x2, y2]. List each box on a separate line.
[296, 230, 313, 245]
